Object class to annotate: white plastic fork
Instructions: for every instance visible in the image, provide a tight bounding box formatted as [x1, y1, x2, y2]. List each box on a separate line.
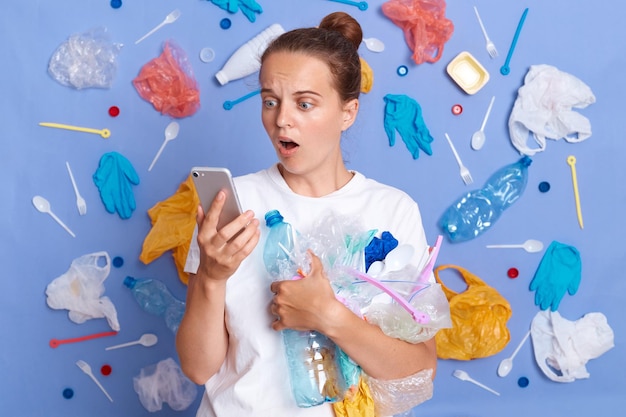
[66, 161, 87, 215]
[474, 6, 498, 58]
[444, 133, 473, 185]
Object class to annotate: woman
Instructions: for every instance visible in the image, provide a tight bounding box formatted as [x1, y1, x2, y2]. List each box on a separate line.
[177, 11, 439, 417]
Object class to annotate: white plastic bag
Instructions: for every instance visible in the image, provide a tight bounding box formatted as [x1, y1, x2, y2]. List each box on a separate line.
[133, 357, 198, 412]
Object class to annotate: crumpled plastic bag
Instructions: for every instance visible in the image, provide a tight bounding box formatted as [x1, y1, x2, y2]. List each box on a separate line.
[531, 310, 614, 383]
[93, 152, 140, 219]
[382, 0, 454, 64]
[140, 175, 199, 284]
[364, 368, 433, 416]
[133, 41, 201, 118]
[333, 377, 375, 417]
[45, 251, 120, 331]
[508, 64, 596, 156]
[48, 27, 121, 89]
[434, 264, 512, 360]
[133, 357, 198, 412]
[360, 57, 373, 93]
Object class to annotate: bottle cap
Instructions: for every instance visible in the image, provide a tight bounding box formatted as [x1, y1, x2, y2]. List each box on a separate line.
[264, 210, 283, 227]
[123, 276, 137, 289]
[215, 70, 228, 86]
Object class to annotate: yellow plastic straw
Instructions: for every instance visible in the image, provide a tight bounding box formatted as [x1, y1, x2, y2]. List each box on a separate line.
[39, 122, 110, 139]
[567, 155, 583, 229]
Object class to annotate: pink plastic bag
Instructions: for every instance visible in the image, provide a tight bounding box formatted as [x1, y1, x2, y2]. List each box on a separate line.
[382, 0, 454, 65]
[133, 41, 200, 118]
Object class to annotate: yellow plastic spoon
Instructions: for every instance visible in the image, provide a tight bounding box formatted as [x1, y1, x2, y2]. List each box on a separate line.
[567, 155, 583, 229]
[39, 122, 110, 139]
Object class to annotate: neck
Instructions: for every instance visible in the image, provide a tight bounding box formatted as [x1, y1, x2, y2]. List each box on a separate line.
[278, 163, 353, 197]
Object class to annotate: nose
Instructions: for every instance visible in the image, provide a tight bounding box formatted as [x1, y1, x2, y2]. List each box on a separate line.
[276, 105, 293, 128]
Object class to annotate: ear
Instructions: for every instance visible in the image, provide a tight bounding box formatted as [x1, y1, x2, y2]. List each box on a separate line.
[341, 98, 359, 131]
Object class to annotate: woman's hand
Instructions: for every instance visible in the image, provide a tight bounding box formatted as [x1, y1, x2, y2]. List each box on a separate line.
[270, 251, 343, 332]
[195, 190, 260, 281]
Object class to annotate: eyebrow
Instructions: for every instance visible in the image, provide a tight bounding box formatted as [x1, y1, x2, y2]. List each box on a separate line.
[260, 88, 322, 98]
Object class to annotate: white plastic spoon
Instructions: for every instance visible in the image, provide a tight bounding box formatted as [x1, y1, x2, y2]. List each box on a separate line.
[76, 360, 113, 402]
[148, 121, 180, 171]
[32, 196, 75, 237]
[486, 239, 544, 253]
[135, 9, 182, 45]
[471, 95, 495, 150]
[453, 369, 500, 396]
[497, 330, 530, 377]
[105, 333, 158, 350]
[384, 244, 414, 272]
[362, 37, 385, 52]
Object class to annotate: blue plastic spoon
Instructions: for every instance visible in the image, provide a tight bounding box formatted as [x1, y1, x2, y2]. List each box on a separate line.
[327, 0, 368, 11]
[501, 8, 529, 75]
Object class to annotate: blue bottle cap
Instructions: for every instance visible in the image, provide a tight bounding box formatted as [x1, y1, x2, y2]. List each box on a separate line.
[123, 276, 137, 289]
[110, 0, 122, 9]
[112, 256, 124, 268]
[538, 181, 550, 193]
[518, 376, 529, 388]
[63, 388, 74, 399]
[220, 18, 232, 30]
[264, 210, 283, 227]
[397, 65, 408, 76]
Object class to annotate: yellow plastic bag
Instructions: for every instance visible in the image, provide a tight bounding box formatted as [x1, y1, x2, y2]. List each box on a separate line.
[360, 57, 374, 93]
[139, 175, 199, 285]
[434, 264, 511, 360]
[333, 377, 375, 417]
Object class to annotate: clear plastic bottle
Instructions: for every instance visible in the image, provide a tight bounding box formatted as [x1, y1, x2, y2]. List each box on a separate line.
[123, 276, 185, 333]
[215, 23, 285, 86]
[263, 210, 348, 407]
[440, 156, 532, 243]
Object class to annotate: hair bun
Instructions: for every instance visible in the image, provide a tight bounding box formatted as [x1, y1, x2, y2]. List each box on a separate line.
[319, 12, 363, 50]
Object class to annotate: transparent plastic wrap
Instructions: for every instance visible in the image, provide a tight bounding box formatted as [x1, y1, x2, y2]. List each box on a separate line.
[132, 357, 198, 412]
[48, 27, 121, 89]
[364, 368, 433, 416]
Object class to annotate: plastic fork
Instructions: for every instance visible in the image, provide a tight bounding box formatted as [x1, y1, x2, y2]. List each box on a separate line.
[135, 9, 181, 45]
[474, 6, 498, 58]
[76, 360, 113, 402]
[66, 162, 87, 215]
[444, 133, 473, 185]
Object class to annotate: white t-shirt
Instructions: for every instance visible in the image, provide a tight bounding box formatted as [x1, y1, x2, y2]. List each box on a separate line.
[187, 164, 428, 417]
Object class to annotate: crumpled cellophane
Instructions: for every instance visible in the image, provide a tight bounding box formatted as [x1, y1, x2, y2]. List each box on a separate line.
[333, 377, 376, 417]
[364, 368, 433, 416]
[139, 175, 199, 284]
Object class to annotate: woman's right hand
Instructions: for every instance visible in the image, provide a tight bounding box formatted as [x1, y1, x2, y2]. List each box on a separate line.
[195, 190, 260, 282]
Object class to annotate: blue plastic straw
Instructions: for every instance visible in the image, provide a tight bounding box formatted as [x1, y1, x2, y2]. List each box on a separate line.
[501, 8, 529, 75]
[327, 0, 368, 11]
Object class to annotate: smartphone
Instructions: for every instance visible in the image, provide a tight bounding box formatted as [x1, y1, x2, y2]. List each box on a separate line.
[191, 167, 243, 230]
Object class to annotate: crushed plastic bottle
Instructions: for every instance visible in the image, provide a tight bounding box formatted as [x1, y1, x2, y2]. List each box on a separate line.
[440, 156, 532, 243]
[123, 276, 185, 333]
[263, 210, 349, 407]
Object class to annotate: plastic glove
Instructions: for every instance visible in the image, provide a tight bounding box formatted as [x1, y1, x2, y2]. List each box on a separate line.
[93, 152, 140, 219]
[364, 231, 398, 271]
[529, 241, 581, 311]
[208, 0, 263, 22]
[383, 94, 434, 159]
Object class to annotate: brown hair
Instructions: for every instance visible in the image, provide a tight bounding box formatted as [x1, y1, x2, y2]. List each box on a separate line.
[260, 12, 363, 102]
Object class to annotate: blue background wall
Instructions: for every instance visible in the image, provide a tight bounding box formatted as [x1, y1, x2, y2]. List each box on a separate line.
[2, 1, 623, 416]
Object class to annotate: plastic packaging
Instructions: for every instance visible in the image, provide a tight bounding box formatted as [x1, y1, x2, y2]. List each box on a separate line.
[48, 27, 121, 89]
[133, 357, 198, 411]
[440, 156, 532, 242]
[133, 41, 200, 118]
[45, 251, 120, 331]
[263, 210, 349, 407]
[123, 276, 185, 333]
[364, 368, 433, 416]
[215, 23, 285, 85]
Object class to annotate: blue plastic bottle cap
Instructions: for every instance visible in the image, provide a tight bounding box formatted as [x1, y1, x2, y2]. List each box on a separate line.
[518, 376, 529, 388]
[110, 0, 122, 9]
[538, 181, 551, 193]
[63, 388, 74, 399]
[220, 18, 232, 30]
[112, 256, 124, 268]
[397, 65, 408, 76]
[200, 47, 215, 63]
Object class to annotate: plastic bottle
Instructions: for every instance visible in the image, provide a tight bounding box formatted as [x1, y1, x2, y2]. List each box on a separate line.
[440, 156, 532, 243]
[123, 276, 185, 333]
[262, 210, 349, 407]
[215, 23, 285, 86]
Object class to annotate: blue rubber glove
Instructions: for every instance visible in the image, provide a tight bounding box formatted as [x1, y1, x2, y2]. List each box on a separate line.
[209, 0, 263, 22]
[365, 231, 398, 271]
[383, 94, 434, 159]
[529, 241, 582, 311]
[93, 152, 140, 219]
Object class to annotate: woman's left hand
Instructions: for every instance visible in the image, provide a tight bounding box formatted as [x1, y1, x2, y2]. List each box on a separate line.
[270, 250, 343, 332]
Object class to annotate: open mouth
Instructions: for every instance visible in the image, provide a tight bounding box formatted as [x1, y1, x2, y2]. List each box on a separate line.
[280, 140, 299, 150]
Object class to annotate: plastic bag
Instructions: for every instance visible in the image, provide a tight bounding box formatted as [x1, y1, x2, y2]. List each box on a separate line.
[140, 175, 199, 284]
[48, 27, 121, 89]
[45, 251, 120, 331]
[332, 377, 375, 417]
[133, 41, 201, 118]
[364, 368, 433, 416]
[133, 357, 198, 412]
[382, 0, 454, 64]
[434, 264, 511, 360]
